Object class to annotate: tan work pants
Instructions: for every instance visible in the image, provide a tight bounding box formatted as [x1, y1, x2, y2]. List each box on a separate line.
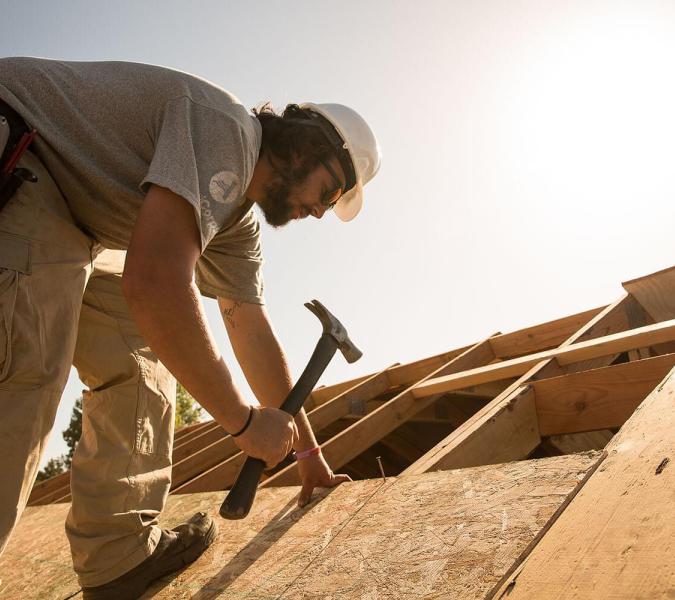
[0, 151, 176, 587]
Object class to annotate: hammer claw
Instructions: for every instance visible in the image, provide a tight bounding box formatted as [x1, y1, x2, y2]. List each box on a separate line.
[304, 299, 362, 364]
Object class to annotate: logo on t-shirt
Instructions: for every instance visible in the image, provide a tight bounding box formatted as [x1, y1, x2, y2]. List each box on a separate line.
[209, 171, 240, 206]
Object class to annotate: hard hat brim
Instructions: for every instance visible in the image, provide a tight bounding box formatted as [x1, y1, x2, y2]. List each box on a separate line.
[334, 181, 363, 222]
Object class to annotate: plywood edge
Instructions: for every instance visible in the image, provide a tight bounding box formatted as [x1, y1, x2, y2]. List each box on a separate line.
[494, 366, 675, 599]
[488, 450, 607, 599]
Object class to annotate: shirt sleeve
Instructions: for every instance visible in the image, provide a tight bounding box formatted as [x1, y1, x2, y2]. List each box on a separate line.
[195, 208, 265, 304]
[140, 96, 250, 251]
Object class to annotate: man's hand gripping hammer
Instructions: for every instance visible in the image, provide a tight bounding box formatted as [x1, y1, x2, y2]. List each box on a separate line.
[219, 299, 362, 520]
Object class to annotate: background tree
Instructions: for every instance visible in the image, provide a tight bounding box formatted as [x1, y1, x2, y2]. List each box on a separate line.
[175, 383, 203, 429]
[36, 455, 67, 482]
[36, 396, 82, 481]
[62, 396, 82, 467]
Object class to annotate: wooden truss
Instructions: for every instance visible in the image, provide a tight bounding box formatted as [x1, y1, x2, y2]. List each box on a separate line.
[27, 265, 675, 506]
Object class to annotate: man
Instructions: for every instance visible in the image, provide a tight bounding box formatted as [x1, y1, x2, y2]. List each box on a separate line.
[0, 57, 380, 598]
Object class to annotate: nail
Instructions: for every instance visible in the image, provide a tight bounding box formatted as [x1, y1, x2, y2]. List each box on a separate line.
[376, 456, 386, 482]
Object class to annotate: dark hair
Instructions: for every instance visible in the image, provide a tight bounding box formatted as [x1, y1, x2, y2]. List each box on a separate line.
[254, 103, 341, 185]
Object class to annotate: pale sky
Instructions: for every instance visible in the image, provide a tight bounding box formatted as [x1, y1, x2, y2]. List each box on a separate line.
[1, 0, 673, 467]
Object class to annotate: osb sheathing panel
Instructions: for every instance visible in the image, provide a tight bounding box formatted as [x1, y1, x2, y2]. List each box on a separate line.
[494, 368, 675, 599]
[0, 453, 601, 600]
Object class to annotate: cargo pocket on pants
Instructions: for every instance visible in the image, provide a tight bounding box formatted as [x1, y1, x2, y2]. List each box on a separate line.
[134, 355, 174, 459]
[0, 235, 31, 383]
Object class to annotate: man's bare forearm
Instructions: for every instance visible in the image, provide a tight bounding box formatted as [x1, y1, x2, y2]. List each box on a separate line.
[218, 298, 319, 452]
[123, 278, 251, 434]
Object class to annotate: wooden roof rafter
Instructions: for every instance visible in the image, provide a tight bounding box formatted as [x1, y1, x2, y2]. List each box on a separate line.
[28, 266, 675, 507]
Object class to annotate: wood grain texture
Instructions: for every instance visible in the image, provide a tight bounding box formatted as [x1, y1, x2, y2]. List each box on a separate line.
[262, 338, 497, 487]
[405, 295, 636, 476]
[306, 365, 396, 433]
[172, 422, 226, 463]
[23, 302, 618, 501]
[171, 450, 245, 494]
[413, 318, 675, 399]
[175, 420, 212, 439]
[309, 306, 605, 407]
[172, 366, 398, 494]
[489, 307, 604, 359]
[495, 367, 675, 600]
[402, 385, 541, 475]
[0, 502, 77, 598]
[309, 347, 469, 406]
[277, 454, 601, 600]
[534, 354, 675, 436]
[0, 454, 601, 600]
[623, 265, 675, 322]
[26, 471, 70, 504]
[171, 435, 239, 488]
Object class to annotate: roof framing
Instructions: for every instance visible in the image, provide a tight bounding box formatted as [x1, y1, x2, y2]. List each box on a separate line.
[28, 266, 675, 506]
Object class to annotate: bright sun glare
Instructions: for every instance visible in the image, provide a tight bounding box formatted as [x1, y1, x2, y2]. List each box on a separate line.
[496, 9, 675, 217]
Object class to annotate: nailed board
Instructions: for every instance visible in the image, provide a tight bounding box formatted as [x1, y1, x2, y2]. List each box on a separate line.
[0, 453, 600, 599]
[623, 265, 675, 322]
[533, 353, 675, 436]
[495, 367, 675, 599]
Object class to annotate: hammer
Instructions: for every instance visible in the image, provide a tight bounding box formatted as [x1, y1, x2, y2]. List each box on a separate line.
[219, 299, 362, 520]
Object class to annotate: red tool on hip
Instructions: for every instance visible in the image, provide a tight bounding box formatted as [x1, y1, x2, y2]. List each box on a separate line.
[0, 100, 38, 211]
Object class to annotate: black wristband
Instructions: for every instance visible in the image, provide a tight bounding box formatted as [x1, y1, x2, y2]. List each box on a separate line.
[230, 405, 254, 438]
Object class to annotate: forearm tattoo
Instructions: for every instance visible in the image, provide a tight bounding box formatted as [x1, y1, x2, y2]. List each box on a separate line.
[221, 300, 242, 328]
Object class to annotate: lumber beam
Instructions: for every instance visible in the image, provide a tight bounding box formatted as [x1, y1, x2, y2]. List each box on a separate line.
[171, 365, 398, 494]
[401, 385, 541, 475]
[568, 293, 640, 372]
[340, 393, 491, 426]
[173, 420, 212, 444]
[261, 337, 497, 488]
[627, 347, 652, 361]
[494, 366, 675, 599]
[404, 294, 643, 475]
[307, 365, 396, 433]
[171, 435, 239, 488]
[489, 306, 604, 359]
[173, 419, 210, 441]
[172, 422, 226, 463]
[309, 348, 469, 406]
[174, 356, 494, 494]
[533, 354, 675, 436]
[29, 482, 71, 506]
[172, 450, 245, 494]
[623, 265, 675, 322]
[27, 471, 71, 505]
[308, 306, 606, 407]
[411, 318, 675, 400]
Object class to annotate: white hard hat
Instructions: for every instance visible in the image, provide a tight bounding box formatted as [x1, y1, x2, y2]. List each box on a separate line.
[299, 102, 381, 221]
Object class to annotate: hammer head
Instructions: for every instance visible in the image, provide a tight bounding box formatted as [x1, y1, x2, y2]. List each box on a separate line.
[304, 299, 362, 363]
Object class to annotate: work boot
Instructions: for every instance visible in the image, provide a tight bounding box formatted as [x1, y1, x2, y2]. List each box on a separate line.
[82, 511, 218, 600]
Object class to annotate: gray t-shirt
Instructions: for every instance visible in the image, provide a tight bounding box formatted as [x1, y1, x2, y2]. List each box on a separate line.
[0, 57, 264, 303]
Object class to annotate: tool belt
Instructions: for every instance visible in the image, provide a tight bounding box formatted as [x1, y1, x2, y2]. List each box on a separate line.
[0, 98, 38, 211]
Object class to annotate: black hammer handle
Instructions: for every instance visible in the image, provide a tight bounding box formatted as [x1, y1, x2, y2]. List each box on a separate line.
[220, 334, 338, 519]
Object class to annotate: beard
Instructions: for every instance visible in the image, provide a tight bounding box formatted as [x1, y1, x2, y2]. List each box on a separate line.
[257, 176, 296, 228]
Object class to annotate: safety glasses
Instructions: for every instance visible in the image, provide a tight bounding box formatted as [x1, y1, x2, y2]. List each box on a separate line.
[319, 159, 344, 209]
